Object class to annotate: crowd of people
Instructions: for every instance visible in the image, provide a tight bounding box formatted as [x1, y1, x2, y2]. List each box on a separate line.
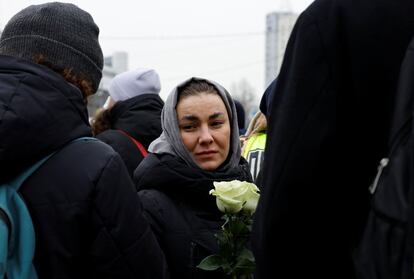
[0, 0, 413, 278]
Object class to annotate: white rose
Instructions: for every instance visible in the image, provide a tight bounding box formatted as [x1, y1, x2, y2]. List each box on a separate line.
[210, 180, 260, 215]
[242, 182, 260, 215]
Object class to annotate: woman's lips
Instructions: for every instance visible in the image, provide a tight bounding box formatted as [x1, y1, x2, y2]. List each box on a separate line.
[196, 150, 217, 158]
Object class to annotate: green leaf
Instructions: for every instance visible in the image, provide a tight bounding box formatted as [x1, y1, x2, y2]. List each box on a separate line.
[238, 248, 255, 262]
[197, 255, 224, 271]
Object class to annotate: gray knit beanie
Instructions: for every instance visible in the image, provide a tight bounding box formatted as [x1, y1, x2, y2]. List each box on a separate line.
[109, 68, 161, 102]
[0, 2, 103, 93]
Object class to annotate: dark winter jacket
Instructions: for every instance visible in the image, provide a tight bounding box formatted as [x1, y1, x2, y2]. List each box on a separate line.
[0, 55, 168, 279]
[252, 1, 414, 279]
[96, 94, 163, 177]
[134, 153, 252, 279]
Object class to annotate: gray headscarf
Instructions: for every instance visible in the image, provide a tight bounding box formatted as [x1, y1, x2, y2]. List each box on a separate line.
[149, 77, 241, 171]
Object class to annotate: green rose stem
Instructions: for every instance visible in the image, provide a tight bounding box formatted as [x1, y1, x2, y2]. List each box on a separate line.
[199, 180, 259, 278]
[198, 211, 255, 278]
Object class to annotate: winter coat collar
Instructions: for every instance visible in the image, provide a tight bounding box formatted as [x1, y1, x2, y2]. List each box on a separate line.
[135, 153, 252, 212]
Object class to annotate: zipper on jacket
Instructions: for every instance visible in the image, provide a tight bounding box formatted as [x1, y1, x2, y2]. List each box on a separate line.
[367, 116, 412, 195]
[369, 158, 389, 194]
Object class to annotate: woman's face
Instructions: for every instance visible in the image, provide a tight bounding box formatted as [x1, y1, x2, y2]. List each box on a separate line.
[176, 93, 231, 171]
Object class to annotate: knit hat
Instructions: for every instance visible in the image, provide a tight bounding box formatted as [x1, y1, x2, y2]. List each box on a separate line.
[109, 68, 161, 102]
[0, 2, 103, 93]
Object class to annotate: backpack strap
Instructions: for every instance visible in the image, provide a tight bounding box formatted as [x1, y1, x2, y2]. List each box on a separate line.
[0, 151, 56, 279]
[0, 208, 10, 238]
[0, 136, 96, 279]
[117, 129, 148, 157]
[9, 154, 54, 191]
[10, 137, 97, 190]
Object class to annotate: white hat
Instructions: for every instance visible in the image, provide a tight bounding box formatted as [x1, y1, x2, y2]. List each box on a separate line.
[108, 68, 161, 102]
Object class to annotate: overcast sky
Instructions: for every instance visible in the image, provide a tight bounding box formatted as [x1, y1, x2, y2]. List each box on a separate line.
[1, 0, 314, 101]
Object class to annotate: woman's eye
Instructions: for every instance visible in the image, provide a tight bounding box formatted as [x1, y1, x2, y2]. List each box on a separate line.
[181, 124, 196, 131]
[211, 121, 223, 127]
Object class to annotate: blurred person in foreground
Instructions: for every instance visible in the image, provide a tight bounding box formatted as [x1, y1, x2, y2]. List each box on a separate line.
[134, 77, 252, 279]
[252, 0, 414, 278]
[0, 2, 168, 278]
[92, 68, 164, 178]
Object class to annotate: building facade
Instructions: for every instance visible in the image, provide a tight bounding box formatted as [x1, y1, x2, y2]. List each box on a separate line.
[265, 12, 298, 87]
[87, 51, 128, 118]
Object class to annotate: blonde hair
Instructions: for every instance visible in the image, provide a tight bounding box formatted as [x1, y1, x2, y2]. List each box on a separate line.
[245, 111, 267, 138]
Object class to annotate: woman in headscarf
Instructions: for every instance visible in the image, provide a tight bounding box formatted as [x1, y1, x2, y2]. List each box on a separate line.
[134, 77, 252, 279]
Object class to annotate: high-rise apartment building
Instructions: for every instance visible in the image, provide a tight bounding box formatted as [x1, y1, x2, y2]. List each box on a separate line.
[265, 11, 298, 87]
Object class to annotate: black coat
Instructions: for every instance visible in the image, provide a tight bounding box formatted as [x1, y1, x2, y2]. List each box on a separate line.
[252, 0, 414, 278]
[0, 55, 168, 279]
[96, 94, 163, 177]
[134, 153, 252, 279]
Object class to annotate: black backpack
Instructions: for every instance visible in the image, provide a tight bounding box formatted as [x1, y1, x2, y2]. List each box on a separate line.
[353, 38, 414, 279]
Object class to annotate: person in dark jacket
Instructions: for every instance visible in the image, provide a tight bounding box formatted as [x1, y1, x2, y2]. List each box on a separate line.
[234, 100, 246, 135]
[259, 77, 277, 120]
[252, 0, 414, 278]
[92, 68, 164, 178]
[0, 3, 168, 279]
[134, 77, 252, 279]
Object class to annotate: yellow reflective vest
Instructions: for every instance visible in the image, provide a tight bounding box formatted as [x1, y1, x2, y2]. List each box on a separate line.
[242, 132, 266, 181]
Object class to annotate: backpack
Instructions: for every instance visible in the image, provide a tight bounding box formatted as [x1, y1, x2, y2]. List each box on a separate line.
[352, 38, 414, 278]
[0, 137, 97, 279]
